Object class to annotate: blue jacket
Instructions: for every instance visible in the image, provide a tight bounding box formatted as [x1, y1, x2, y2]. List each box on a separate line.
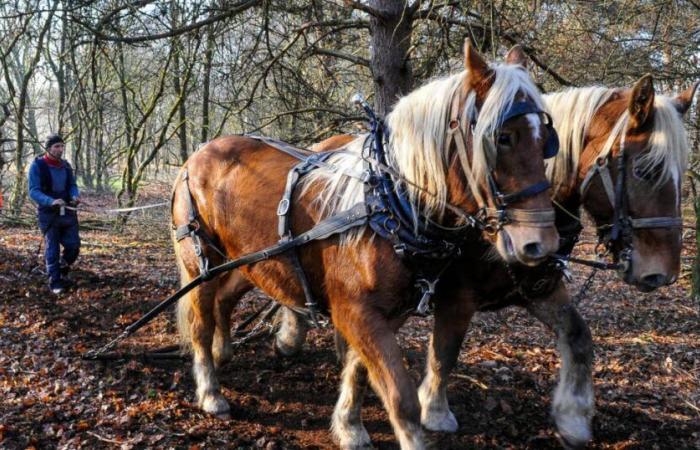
[28, 156, 80, 211]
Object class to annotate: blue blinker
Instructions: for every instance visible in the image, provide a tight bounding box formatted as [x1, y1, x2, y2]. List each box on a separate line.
[543, 123, 559, 159]
[497, 100, 559, 159]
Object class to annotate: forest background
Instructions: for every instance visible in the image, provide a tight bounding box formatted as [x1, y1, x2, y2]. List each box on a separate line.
[0, 0, 699, 288]
[1, 2, 700, 448]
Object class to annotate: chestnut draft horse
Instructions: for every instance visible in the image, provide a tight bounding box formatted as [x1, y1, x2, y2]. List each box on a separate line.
[416, 77, 697, 448]
[271, 76, 698, 447]
[172, 43, 559, 449]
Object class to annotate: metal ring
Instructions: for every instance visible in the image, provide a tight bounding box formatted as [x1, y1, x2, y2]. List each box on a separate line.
[382, 216, 401, 234]
[483, 220, 500, 236]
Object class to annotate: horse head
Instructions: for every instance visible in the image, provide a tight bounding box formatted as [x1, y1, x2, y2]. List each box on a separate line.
[450, 42, 559, 265]
[576, 76, 697, 291]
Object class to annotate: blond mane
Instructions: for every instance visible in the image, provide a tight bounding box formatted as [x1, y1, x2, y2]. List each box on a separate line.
[301, 63, 544, 237]
[544, 87, 689, 194]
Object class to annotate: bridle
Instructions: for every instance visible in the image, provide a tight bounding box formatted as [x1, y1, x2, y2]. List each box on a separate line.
[579, 129, 683, 274]
[445, 88, 559, 236]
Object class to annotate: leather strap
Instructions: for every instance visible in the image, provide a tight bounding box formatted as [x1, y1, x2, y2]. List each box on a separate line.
[483, 207, 556, 227]
[246, 134, 312, 160]
[580, 159, 615, 207]
[498, 180, 551, 205]
[181, 169, 197, 223]
[629, 217, 683, 229]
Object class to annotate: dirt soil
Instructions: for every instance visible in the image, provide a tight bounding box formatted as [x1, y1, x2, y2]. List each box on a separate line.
[1, 190, 699, 449]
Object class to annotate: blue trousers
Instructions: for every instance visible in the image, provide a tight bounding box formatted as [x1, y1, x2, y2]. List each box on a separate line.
[38, 210, 80, 287]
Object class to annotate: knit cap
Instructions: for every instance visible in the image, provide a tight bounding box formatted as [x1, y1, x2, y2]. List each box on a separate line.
[45, 134, 64, 149]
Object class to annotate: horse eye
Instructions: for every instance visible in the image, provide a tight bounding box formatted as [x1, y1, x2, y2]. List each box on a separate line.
[497, 133, 512, 147]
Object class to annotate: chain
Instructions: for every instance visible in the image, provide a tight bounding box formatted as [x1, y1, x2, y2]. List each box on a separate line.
[503, 262, 532, 302]
[503, 256, 599, 306]
[230, 301, 283, 347]
[230, 318, 276, 347]
[572, 267, 597, 305]
[82, 330, 130, 360]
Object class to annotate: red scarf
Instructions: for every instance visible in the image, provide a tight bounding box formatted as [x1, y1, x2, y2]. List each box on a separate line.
[43, 153, 63, 168]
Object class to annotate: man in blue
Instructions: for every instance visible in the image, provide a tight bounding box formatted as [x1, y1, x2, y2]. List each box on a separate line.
[28, 134, 81, 294]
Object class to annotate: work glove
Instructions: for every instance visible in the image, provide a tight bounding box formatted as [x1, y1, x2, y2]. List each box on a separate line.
[51, 199, 66, 207]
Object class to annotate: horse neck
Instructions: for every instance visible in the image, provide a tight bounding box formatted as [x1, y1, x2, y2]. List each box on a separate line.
[552, 95, 626, 216]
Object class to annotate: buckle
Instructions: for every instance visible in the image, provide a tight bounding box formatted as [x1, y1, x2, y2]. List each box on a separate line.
[414, 278, 437, 316]
[360, 169, 371, 183]
[393, 244, 406, 258]
[277, 198, 290, 216]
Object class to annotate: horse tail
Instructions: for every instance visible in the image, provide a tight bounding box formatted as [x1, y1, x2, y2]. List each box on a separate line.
[174, 242, 194, 354]
[172, 164, 194, 355]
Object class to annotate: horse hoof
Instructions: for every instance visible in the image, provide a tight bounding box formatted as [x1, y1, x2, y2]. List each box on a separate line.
[421, 409, 458, 433]
[341, 444, 374, 450]
[273, 339, 301, 357]
[201, 394, 230, 418]
[332, 421, 373, 450]
[554, 415, 592, 449]
[215, 411, 232, 420]
[338, 436, 374, 450]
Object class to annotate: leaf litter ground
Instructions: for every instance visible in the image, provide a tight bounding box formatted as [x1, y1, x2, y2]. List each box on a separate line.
[1, 190, 698, 449]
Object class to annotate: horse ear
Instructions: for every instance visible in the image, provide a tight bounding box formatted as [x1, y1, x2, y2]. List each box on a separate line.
[464, 39, 493, 98]
[672, 80, 699, 115]
[504, 45, 528, 68]
[628, 74, 655, 129]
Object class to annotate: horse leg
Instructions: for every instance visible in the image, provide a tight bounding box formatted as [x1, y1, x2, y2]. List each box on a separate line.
[178, 280, 230, 417]
[213, 270, 253, 368]
[272, 306, 309, 357]
[418, 291, 476, 432]
[526, 282, 594, 449]
[175, 245, 230, 418]
[331, 347, 372, 450]
[333, 307, 424, 450]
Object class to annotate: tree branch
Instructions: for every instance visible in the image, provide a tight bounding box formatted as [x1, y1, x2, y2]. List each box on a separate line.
[344, 0, 388, 20]
[309, 48, 370, 67]
[71, 0, 261, 44]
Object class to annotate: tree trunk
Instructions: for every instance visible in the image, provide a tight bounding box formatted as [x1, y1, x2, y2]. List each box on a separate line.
[8, 8, 55, 216]
[368, 0, 414, 116]
[692, 108, 700, 303]
[173, 47, 189, 164]
[200, 25, 214, 143]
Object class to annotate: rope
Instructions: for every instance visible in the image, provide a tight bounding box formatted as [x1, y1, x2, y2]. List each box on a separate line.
[551, 198, 582, 224]
[64, 202, 169, 214]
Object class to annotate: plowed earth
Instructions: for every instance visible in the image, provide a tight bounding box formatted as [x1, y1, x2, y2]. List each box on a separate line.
[1, 192, 698, 449]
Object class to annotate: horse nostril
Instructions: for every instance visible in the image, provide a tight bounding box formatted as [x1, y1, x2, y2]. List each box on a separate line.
[523, 242, 544, 259]
[641, 273, 668, 288]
